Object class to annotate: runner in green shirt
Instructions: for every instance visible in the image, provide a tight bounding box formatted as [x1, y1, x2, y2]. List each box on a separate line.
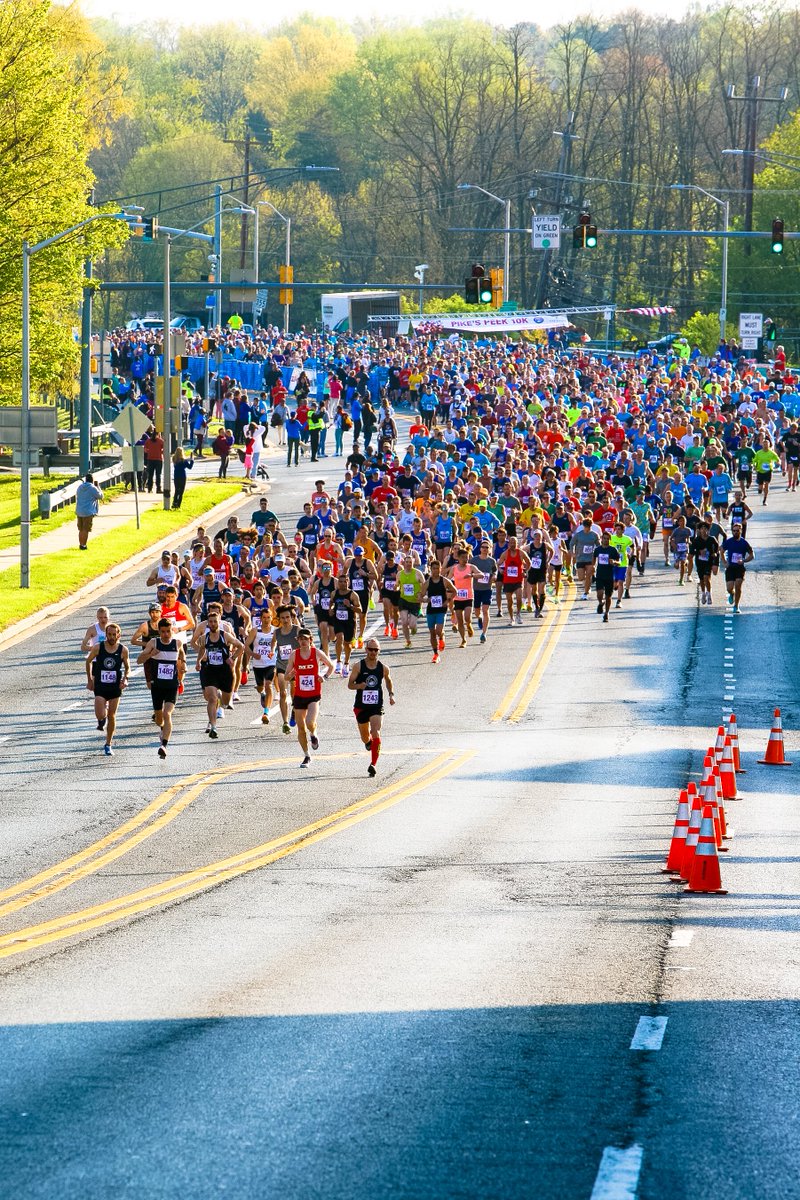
[752, 439, 781, 506]
[610, 523, 634, 608]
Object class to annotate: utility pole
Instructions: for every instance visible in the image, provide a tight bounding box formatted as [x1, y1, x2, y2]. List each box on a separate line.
[535, 111, 577, 309]
[726, 75, 787, 254]
[214, 185, 222, 329]
[238, 127, 251, 272]
[79, 258, 93, 476]
[162, 235, 172, 511]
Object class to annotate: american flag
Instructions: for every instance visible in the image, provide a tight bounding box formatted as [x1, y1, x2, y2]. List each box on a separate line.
[622, 306, 675, 316]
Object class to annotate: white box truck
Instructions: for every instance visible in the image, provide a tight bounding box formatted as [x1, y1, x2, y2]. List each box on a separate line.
[321, 291, 400, 335]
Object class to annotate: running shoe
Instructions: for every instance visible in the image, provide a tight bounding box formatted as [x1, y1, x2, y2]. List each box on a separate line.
[615, 600, 622, 608]
[262, 712, 270, 725]
[438, 636, 445, 651]
[579, 594, 588, 601]
[282, 721, 290, 734]
[391, 625, 398, 640]
[158, 744, 167, 759]
[289, 714, 296, 728]
[597, 602, 603, 613]
[240, 671, 248, 685]
[480, 633, 486, 644]
[104, 744, 113, 757]
[217, 707, 224, 719]
[357, 638, 363, 649]
[367, 764, 376, 777]
[310, 734, 319, 750]
[300, 755, 311, 768]
[516, 614, 523, 626]
[733, 604, 740, 613]
[226, 703, 234, 711]
[466, 622, 474, 637]
[727, 593, 734, 606]
[624, 588, 631, 599]
[97, 719, 105, 731]
[384, 625, 390, 636]
[432, 653, 439, 663]
[232, 693, 242, 703]
[603, 614, 609, 623]
[209, 728, 219, 739]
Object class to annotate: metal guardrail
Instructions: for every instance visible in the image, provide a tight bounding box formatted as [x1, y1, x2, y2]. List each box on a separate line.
[38, 462, 124, 518]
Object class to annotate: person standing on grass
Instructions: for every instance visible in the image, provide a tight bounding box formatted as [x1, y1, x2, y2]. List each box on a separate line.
[171, 446, 194, 509]
[76, 474, 103, 551]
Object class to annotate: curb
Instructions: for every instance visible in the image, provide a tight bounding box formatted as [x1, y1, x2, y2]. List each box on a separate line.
[0, 485, 257, 654]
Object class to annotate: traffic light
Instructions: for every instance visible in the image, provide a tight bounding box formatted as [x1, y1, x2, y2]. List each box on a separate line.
[573, 211, 597, 250]
[490, 267, 504, 308]
[279, 263, 293, 306]
[465, 263, 485, 304]
[479, 275, 493, 303]
[771, 218, 784, 253]
[141, 216, 158, 242]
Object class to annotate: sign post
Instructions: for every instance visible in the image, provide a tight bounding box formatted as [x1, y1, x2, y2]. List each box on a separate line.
[531, 216, 561, 251]
[112, 403, 151, 531]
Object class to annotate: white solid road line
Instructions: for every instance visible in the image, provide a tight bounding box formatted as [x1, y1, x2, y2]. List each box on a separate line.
[590, 1145, 644, 1200]
[60, 701, 84, 712]
[630, 1016, 668, 1051]
[668, 929, 694, 947]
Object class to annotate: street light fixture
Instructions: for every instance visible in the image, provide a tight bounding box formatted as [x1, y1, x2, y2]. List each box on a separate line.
[671, 183, 730, 344]
[457, 183, 511, 303]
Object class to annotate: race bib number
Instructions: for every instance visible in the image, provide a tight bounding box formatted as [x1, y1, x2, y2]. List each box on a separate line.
[335, 607, 349, 621]
[430, 595, 443, 608]
[663, 518, 673, 528]
[698, 550, 709, 561]
[279, 644, 292, 660]
[506, 565, 519, 579]
[352, 577, 365, 590]
[456, 588, 468, 600]
[731, 552, 743, 564]
[298, 673, 315, 692]
[100, 670, 117, 685]
[479, 573, 490, 586]
[214, 570, 227, 583]
[402, 584, 415, 597]
[207, 650, 223, 666]
[598, 553, 610, 565]
[531, 555, 543, 569]
[304, 533, 317, 545]
[157, 662, 175, 681]
[320, 595, 330, 610]
[362, 689, 379, 705]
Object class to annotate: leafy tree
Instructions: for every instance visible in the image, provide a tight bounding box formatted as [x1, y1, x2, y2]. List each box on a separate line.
[680, 311, 721, 355]
[0, 0, 124, 404]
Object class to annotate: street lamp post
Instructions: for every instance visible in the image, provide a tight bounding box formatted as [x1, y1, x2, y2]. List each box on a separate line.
[160, 205, 254, 510]
[457, 183, 511, 303]
[256, 199, 291, 334]
[671, 183, 730, 344]
[20, 210, 139, 587]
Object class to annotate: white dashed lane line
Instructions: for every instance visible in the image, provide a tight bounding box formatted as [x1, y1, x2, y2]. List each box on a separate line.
[668, 929, 694, 947]
[590, 1145, 644, 1200]
[630, 1016, 668, 1051]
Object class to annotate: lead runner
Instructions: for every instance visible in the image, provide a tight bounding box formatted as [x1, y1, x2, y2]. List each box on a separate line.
[347, 638, 396, 777]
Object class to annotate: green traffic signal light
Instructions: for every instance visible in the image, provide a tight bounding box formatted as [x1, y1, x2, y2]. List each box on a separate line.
[771, 218, 784, 254]
[585, 225, 598, 248]
[479, 278, 493, 303]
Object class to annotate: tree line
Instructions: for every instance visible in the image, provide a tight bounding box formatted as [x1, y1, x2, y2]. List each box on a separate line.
[5, 0, 800, 403]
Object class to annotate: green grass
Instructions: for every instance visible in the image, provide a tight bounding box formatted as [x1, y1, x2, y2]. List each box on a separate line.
[0, 474, 129, 552]
[0, 479, 240, 632]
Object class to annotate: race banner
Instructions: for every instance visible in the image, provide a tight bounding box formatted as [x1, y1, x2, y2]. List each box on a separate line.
[409, 310, 571, 334]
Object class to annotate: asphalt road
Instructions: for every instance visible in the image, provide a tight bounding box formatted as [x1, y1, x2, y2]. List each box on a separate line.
[0, 445, 798, 1199]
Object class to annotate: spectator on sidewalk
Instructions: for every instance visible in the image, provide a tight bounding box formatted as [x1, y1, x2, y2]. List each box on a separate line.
[212, 427, 234, 478]
[143, 429, 164, 492]
[171, 446, 194, 509]
[285, 411, 302, 467]
[76, 474, 103, 550]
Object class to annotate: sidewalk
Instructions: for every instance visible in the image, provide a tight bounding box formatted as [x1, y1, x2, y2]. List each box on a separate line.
[0, 454, 263, 575]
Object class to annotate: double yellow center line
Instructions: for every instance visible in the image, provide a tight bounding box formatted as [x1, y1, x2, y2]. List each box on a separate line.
[491, 582, 576, 723]
[0, 748, 472, 961]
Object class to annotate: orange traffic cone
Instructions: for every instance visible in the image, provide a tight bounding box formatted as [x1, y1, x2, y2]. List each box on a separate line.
[685, 805, 728, 894]
[728, 713, 744, 774]
[758, 709, 792, 766]
[712, 765, 730, 841]
[707, 771, 728, 850]
[714, 725, 726, 758]
[681, 792, 703, 881]
[664, 790, 690, 874]
[719, 737, 738, 800]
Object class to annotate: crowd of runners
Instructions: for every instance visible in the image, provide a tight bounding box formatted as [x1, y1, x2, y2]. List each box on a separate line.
[83, 327, 797, 761]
